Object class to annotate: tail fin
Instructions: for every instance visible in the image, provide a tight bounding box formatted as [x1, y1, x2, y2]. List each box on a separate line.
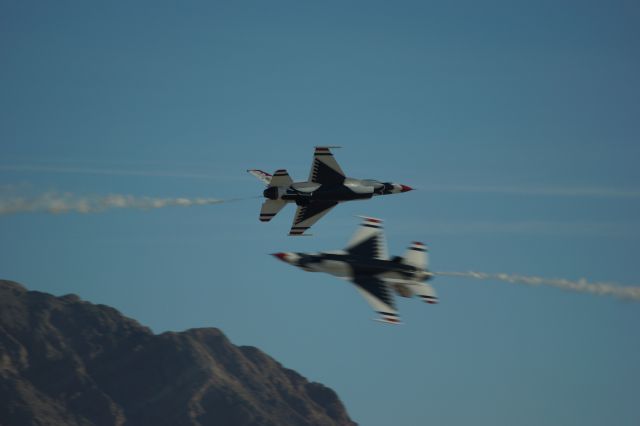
[247, 169, 272, 185]
[269, 169, 293, 187]
[402, 242, 428, 270]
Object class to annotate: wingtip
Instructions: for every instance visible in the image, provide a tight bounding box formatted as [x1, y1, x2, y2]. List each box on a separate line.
[356, 215, 384, 223]
[374, 318, 403, 325]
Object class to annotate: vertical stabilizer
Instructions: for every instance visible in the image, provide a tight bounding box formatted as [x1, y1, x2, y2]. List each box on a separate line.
[402, 242, 428, 270]
[247, 169, 272, 185]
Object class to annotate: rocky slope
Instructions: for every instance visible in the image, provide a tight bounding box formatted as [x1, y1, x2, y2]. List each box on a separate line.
[0, 280, 356, 426]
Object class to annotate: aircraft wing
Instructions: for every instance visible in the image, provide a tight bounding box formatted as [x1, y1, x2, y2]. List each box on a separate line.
[308, 146, 346, 185]
[351, 275, 400, 324]
[345, 216, 389, 260]
[289, 200, 338, 236]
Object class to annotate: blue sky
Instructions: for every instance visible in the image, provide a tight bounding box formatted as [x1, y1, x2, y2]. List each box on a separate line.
[1, 1, 639, 425]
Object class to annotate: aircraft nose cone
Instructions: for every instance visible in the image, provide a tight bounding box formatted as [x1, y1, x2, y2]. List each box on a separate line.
[271, 252, 289, 262]
[400, 184, 413, 192]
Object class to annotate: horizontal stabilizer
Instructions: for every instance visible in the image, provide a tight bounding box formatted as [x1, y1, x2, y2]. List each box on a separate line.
[382, 278, 438, 304]
[413, 282, 438, 304]
[259, 199, 287, 222]
[270, 169, 293, 187]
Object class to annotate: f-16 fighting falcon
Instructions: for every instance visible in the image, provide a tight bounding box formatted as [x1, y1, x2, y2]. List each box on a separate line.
[248, 147, 412, 236]
[271, 216, 437, 324]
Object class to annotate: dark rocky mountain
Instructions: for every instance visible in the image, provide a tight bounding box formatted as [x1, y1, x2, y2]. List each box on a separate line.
[0, 280, 356, 426]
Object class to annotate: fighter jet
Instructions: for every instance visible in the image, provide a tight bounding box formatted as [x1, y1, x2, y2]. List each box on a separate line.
[271, 216, 437, 324]
[248, 146, 412, 236]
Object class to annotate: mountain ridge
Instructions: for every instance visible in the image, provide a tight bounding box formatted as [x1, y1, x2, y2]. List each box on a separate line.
[0, 280, 356, 426]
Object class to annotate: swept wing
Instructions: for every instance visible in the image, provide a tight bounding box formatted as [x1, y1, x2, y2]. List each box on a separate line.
[289, 200, 338, 236]
[351, 276, 400, 324]
[345, 216, 389, 260]
[308, 146, 346, 185]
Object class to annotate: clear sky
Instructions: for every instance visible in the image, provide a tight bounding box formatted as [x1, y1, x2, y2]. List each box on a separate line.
[2, 1, 639, 425]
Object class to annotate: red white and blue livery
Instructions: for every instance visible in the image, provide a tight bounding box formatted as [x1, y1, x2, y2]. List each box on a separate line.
[272, 216, 437, 324]
[248, 147, 412, 236]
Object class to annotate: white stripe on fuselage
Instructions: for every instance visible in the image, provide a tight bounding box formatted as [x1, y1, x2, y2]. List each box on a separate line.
[303, 251, 351, 277]
[308, 253, 419, 280]
[316, 259, 352, 278]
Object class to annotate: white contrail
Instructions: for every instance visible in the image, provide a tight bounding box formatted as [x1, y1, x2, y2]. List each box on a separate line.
[0, 192, 230, 215]
[0, 164, 226, 180]
[434, 271, 640, 301]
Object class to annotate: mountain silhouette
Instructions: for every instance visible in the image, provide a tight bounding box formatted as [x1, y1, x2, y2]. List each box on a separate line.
[0, 280, 356, 426]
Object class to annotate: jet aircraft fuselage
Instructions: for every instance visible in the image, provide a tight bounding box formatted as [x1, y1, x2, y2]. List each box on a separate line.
[272, 217, 438, 324]
[264, 178, 410, 206]
[275, 251, 432, 283]
[248, 147, 412, 235]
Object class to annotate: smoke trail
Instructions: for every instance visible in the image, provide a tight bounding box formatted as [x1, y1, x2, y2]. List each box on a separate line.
[0, 164, 226, 180]
[0, 192, 234, 215]
[434, 271, 640, 301]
